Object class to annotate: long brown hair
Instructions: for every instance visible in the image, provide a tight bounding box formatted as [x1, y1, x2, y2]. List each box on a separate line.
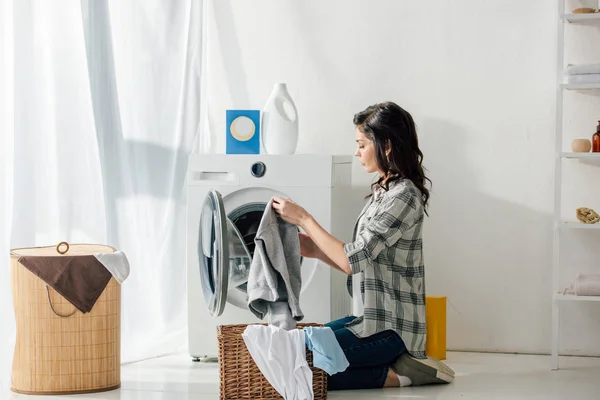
[353, 101, 431, 212]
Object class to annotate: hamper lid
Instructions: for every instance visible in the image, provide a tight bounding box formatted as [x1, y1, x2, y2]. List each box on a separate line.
[11, 242, 116, 257]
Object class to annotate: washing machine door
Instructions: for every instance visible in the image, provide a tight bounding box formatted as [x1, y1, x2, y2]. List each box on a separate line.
[199, 190, 229, 317]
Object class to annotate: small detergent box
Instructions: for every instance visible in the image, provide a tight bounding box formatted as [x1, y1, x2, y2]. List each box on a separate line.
[226, 110, 261, 154]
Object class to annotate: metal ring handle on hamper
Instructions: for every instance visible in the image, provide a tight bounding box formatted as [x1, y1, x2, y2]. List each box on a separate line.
[56, 241, 70, 255]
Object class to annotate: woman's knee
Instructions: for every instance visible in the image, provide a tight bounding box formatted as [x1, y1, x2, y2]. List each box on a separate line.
[324, 315, 356, 331]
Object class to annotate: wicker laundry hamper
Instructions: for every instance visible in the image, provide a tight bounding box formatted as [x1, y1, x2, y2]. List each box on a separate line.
[10, 242, 121, 395]
[217, 323, 328, 400]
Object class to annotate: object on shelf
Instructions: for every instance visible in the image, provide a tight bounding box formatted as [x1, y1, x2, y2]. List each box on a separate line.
[261, 83, 299, 155]
[571, 138, 592, 152]
[593, 121, 600, 152]
[565, 64, 600, 76]
[563, 274, 600, 296]
[226, 110, 261, 154]
[565, 64, 600, 84]
[576, 207, 600, 224]
[572, 8, 598, 14]
[566, 74, 600, 84]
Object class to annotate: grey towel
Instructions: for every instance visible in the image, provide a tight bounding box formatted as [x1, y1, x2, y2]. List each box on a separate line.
[247, 198, 303, 330]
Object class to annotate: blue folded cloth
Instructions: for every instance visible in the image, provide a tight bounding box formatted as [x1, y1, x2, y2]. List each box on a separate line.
[304, 326, 349, 375]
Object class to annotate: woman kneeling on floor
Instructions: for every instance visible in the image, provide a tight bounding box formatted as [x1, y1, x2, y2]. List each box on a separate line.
[273, 101, 455, 390]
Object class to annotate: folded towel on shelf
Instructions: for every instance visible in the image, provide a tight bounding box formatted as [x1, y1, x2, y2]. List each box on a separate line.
[564, 274, 600, 296]
[565, 63, 600, 76]
[567, 73, 600, 84]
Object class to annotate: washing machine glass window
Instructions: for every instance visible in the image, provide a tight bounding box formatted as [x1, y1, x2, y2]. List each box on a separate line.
[221, 202, 265, 308]
[228, 203, 265, 258]
[198, 190, 229, 317]
[198, 195, 307, 314]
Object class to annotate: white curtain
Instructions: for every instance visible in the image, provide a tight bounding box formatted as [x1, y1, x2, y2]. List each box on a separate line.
[1, 0, 15, 393]
[1, 0, 204, 390]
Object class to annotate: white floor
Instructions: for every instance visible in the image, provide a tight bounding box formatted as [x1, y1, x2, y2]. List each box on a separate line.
[6, 352, 600, 399]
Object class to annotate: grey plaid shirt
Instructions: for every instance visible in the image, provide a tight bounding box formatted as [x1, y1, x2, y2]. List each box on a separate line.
[344, 178, 427, 359]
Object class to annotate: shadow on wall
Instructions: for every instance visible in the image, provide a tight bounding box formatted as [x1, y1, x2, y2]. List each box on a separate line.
[417, 118, 555, 354]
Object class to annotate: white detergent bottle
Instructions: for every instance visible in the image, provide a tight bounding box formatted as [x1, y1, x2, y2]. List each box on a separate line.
[261, 83, 299, 154]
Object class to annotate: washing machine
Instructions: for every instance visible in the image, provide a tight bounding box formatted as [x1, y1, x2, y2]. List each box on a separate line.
[186, 154, 356, 361]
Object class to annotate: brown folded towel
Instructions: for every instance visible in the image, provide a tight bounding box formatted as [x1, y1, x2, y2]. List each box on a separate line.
[18, 255, 112, 313]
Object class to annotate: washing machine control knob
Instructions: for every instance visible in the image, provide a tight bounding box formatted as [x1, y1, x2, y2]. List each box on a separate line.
[251, 162, 266, 178]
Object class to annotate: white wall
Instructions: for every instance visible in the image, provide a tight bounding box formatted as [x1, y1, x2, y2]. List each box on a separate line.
[204, 0, 600, 356]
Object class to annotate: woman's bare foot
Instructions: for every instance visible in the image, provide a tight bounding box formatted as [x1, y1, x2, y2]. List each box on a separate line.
[383, 368, 400, 387]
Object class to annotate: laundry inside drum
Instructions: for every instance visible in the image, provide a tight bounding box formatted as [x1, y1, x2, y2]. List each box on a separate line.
[227, 203, 266, 291]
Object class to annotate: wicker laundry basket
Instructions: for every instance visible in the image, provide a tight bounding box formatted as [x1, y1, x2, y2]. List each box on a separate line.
[10, 242, 121, 395]
[217, 323, 328, 400]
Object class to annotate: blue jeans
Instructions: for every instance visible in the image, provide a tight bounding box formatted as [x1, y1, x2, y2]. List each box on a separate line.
[324, 316, 407, 391]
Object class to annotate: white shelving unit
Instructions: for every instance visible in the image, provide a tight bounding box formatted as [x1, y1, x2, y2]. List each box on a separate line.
[560, 152, 600, 159]
[558, 221, 600, 229]
[553, 0, 600, 370]
[555, 293, 600, 302]
[560, 83, 600, 90]
[561, 13, 600, 23]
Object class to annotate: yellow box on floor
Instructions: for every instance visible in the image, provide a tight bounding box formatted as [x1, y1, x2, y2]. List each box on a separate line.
[426, 296, 447, 360]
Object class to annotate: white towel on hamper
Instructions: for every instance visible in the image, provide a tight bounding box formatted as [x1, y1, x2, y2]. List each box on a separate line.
[94, 251, 130, 284]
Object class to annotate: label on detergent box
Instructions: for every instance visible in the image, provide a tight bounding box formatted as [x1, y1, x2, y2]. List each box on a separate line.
[226, 110, 260, 154]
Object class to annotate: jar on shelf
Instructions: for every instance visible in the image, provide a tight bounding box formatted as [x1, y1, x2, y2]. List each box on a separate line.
[593, 120, 600, 152]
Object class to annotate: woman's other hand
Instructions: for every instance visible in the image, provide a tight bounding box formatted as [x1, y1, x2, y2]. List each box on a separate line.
[272, 196, 311, 227]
